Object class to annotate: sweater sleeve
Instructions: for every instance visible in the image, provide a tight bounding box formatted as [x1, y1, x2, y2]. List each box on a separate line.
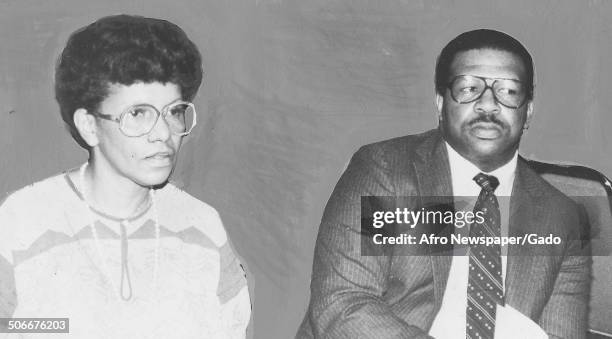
[217, 241, 251, 339]
[0, 196, 18, 334]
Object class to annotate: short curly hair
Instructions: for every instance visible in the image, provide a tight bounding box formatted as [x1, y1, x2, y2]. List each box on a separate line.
[55, 14, 203, 147]
[435, 29, 534, 101]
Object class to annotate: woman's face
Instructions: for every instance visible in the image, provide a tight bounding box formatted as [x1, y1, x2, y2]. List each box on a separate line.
[92, 82, 184, 187]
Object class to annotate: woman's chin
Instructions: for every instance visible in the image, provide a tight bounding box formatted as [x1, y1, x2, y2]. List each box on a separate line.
[135, 170, 172, 187]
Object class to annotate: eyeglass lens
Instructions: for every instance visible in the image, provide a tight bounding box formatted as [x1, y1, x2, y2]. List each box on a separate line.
[450, 75, 526, 108]
[121, 103, 195, 137]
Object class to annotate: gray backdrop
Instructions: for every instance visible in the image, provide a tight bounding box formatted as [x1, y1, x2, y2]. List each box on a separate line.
[1, 1, 610, 338]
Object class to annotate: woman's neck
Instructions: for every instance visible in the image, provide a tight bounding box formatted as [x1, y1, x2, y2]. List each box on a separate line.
[80, 161, 151, 220]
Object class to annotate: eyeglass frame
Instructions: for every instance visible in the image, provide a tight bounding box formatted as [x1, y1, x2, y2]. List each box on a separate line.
[89, 100, 197, 137]
[446, 74, 530, 109]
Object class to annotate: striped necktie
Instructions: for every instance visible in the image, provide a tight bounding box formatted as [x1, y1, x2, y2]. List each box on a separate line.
[466, 173, 504, 339]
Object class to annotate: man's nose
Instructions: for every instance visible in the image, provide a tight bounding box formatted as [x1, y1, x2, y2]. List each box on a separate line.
[474, 87, 500, 114]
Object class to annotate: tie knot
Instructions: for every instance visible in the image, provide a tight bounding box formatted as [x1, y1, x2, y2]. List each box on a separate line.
[473, 173, 499, 193]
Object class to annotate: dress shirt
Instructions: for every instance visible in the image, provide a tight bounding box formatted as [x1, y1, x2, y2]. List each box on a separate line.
[428, 142, 517, 338]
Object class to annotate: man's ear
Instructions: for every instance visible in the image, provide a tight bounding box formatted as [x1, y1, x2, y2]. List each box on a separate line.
[435, 92, 444, 122]
[524, 100, 534, 130]
[73, 108, 99, 147]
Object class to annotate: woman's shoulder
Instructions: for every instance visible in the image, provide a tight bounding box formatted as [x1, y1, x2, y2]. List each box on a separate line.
[0, 173, 75, 259]
[155, 183, 229, 247]
[1, 173, 72, 215]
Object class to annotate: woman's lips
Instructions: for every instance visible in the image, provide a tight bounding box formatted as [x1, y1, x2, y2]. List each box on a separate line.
[145, 152, 174, 166]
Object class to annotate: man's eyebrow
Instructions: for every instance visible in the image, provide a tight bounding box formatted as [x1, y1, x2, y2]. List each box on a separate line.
[455, 74, 523, 81]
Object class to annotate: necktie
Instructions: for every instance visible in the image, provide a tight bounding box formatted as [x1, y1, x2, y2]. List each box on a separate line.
[466, 173, 504, 339]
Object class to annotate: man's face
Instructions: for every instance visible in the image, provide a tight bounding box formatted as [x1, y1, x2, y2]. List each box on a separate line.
[437, 48, 533, 171]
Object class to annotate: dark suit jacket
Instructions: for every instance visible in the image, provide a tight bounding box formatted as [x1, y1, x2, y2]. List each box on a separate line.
[297, 129, 591, 339]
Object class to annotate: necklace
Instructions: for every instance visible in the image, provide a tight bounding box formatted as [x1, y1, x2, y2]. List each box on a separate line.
[79, 162, 160, 301]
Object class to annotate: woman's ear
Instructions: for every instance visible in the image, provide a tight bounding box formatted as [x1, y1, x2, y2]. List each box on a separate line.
[73, 108, 99, 147]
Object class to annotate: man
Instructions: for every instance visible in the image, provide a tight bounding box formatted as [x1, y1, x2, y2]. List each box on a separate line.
[297, 29, 590, 339]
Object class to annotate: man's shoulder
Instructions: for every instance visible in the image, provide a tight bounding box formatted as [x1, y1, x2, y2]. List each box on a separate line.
[358, 129, 438, 153]
[520, 158, 579, 208]
[352, 129, 439, 163]
[519, 159, 585, 234]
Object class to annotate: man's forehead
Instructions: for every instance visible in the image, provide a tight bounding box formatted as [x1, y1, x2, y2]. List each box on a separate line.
[449, 48, 527, 80]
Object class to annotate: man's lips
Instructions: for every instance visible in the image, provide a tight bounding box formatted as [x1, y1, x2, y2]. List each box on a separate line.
[469, 122, 503, 139]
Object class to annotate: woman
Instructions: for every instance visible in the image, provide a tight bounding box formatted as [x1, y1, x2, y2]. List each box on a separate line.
[0, 15, 250, 338]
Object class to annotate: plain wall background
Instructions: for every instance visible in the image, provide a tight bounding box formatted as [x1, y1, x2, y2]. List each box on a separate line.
[1, 1, 610, 338]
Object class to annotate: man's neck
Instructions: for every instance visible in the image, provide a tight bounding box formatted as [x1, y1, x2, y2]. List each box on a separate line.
[445, 143, 518, 173]
[444, 141, 518, 175]
[445, 141, 518, 197]
[472, 157, 513, 173]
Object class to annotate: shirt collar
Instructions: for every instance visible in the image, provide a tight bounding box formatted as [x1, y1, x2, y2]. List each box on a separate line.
[444, 141, 517, 197]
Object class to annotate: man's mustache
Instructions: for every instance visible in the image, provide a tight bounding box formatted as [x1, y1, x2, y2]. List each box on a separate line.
[468, 115, 505, 128]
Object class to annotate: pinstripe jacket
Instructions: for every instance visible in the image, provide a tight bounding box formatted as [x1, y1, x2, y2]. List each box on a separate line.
[297, 129, 590, 339]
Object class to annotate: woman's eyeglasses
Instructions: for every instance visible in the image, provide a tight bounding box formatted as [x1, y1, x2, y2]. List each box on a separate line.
[91, 101, 196, 137]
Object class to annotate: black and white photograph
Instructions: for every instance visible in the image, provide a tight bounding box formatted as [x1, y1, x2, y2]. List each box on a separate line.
[0, 1, 610, 338]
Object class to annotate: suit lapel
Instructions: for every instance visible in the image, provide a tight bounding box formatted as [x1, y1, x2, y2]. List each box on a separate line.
[410, 139, 557, 317]
[505, 159, 551, 315]
[412, 130, 454, 306]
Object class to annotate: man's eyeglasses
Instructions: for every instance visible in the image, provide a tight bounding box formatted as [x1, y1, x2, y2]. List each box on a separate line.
[447, 75, 528, 109]
[91, 101, 197, 137]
